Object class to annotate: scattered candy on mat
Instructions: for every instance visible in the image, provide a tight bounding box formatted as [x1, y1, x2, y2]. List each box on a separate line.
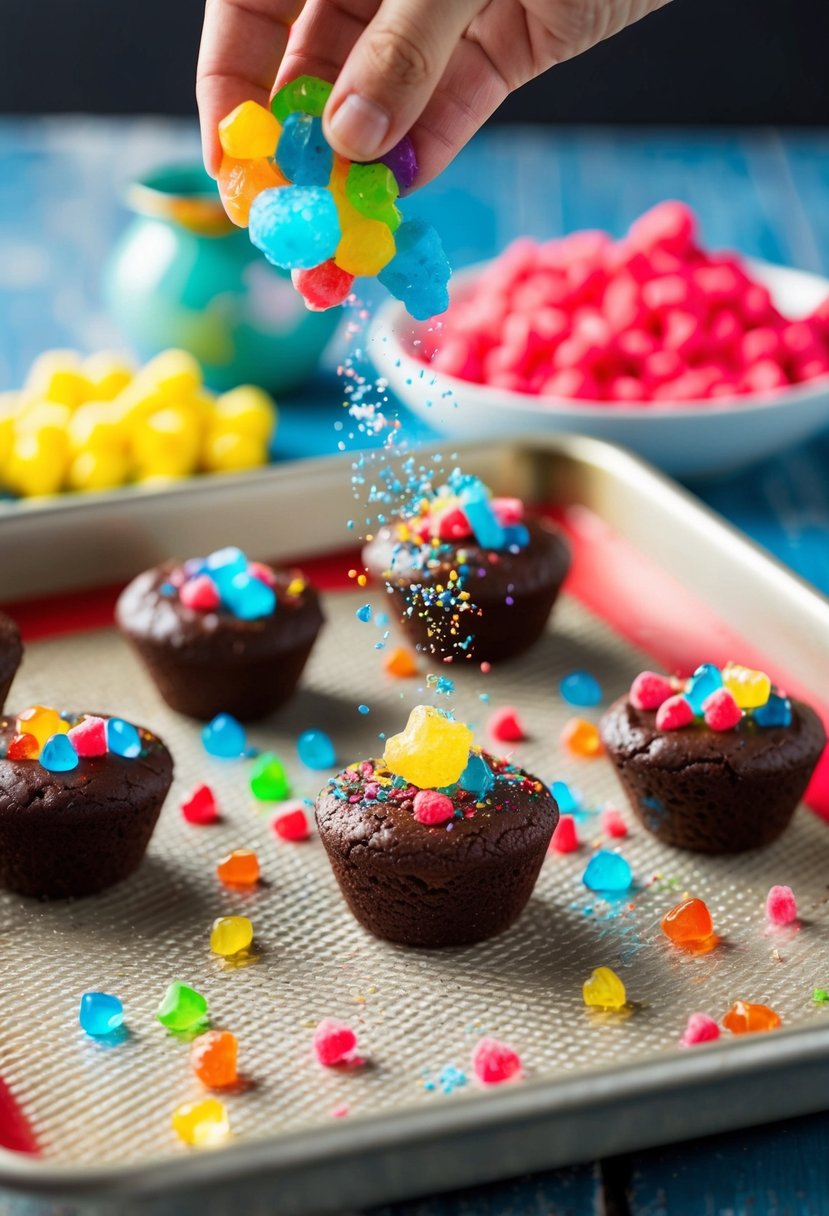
[766, 884, 798, 926]
[661, 898, 716, 949]
[549, 815, 579, 854]
[583, 966, 627, 1010]
[722, 1001, 781, 1034]
[560, 671, 602, 708]
[181, 784, 220, 825]
[488, 706, 526, 743]
[171, 1098, 230, 1147]
[313, 1019, 358, 1066]
[680, 1013, 720, 1047]
[79, 992, 125, 1038]
[210, 916, 254, 957]
[156, 982, 209, 1032]
[191, 1030, 239, 1089]
[250, 753, 291, 801]
[582, 850, 632, 892]
[216, 850, 260, 887]
[471, 1037, 522, 1085]
[560, 718, 603, 757]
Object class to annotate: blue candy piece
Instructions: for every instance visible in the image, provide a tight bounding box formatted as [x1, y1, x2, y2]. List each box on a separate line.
[249, 186, 340, 271]
[377, 219, 451, 321]
[753, 692, 793, 728]
[458, 477, 506, 550]
[79, 991, 124, 1037]
[297, 729, 337, 770]
[202, 713, 248, 758]
[106, 718, 142, 759]
[458, 750, 495, 798]
[503, 523, 530, 549]
[356, 604, 372, 623]
[224, 571, 276, 621]
[40, 733, 79, 773]
[583, 850, 632, 893]
[551, 780, 580, 814]
[560, 671, 603, 708]
[684, 663, 723, 715]
[204, 547, 248, 597]
[276, 113, 333, 187]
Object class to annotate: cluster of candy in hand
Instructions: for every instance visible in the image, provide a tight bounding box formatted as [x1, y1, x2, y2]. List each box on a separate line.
[217, 77, 451, 320]
[0, 348, 276, 498]
[630, 662, 791, 732]
[398, 473, 530, 553]
[327, 706, 544, 826]
[160, 547, 302, 622]
[4, 707, 143, 773]
[420, 200, 829, 402]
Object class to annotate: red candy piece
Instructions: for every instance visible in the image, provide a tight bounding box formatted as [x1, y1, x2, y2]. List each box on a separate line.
[247, 560, 277, 587]
[292, 261, 355, 311]
[766, 884, 798, 927]
[180, 575, 221, 612]
[627, 200, 697, 258]
[492, 497, 524, 525]
[413, 789, 455, 825]
[67, 715, 107, 758]
[662, 897, 715, 948]
[471, 1037, 522, 1085]
[629, 671, 673, 711]
[7, 733, 39, 760]
[436, 507, 471, 541]
[600, 805, 628, 838]
[313, 1019, 357, 1066]
[488, 706, 526, 743]
[181, 783, 219, 825]
[191, 1030, 238, 1088]
[722, 1001, 781, 1035]
[549, 814, 579, 854]
[655, 695, 694, 731]
[272, 806, 311, 841]
[680, 1013, 720, 1047]
[703, 688, 742, 731]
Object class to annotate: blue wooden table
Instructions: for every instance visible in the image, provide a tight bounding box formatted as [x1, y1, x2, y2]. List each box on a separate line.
[2, 118, 829, 1214]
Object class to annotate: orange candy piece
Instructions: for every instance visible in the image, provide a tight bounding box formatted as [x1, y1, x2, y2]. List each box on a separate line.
[722, 1001, 781, 1034]
[661, 897, 715, 949]
[7, 733, 39, 760]
[560, 718, 603, 758]
[218, 156, 288, 227]
[384, 646, 419, 678]
[216, 849, 260, 887]
[191, 1030, 239, 1089]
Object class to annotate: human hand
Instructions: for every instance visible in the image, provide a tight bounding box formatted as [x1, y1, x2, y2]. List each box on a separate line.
[197, 0, 670, 188]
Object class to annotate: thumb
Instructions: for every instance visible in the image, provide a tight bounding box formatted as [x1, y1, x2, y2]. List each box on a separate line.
[323, 0, 482, 164]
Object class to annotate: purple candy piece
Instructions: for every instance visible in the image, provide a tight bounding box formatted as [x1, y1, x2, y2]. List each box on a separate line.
[379, 135, 418, 192]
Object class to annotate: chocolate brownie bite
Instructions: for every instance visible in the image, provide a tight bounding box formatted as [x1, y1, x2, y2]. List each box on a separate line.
[0, 611, 22, 713]
[0, 707, 173, 898]
[315, 705, 559, 947]
[116, 547, 324, 721]
[362, 473, 569, 664]
[601, 663, 826, 854]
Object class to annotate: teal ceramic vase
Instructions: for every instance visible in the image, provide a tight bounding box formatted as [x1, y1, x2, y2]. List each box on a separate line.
[103, 165, 340, 394]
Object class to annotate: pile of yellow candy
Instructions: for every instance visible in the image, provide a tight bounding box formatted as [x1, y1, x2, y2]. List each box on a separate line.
[0, 349, 277, 498]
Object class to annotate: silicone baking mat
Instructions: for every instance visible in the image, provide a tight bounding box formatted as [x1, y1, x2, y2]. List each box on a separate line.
[3, 588, 829, 1171]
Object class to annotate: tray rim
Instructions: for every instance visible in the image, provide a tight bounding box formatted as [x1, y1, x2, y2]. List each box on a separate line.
[2, 431, 829, 1208]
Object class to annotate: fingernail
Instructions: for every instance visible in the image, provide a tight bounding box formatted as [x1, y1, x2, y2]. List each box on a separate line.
[328, 94, 390, 160]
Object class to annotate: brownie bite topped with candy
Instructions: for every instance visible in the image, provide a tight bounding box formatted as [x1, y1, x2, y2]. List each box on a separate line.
[116, 547, 324, 722]
[362, 472, 570, 664]
[0, 611, 22, 713]
[315, 705, 559, 947]
[0, 706, 173, 898]
[601, 662, 826, 853]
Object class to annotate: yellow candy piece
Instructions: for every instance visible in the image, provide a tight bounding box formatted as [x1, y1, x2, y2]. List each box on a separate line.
[202, 431, 268, 474]
[218, 155, 288, 227]
[171, 1098, 230, 1148]
[582, 966, 627, 1010]
[67, 401, 125, 454]
[383, 705, 473, 789]
[0, 395, 15, 467]
[13, 400, 72, 440]
[211, 386, 277, 444]
[329, 155, 366, 232]
[67, 448, 129, 493]
[82, 352, 134, 401]
[17, 706, 69, 750]
[24, 350, 90, 408]
[722, 663, 772, 710]
[132, 407, 201, 478]
[134, 350, 203, 401]
[4, 429, 67, 496]
[335, 219, 396, 277]
[210, 915, 254, 957]
[219, 101, 281, 160]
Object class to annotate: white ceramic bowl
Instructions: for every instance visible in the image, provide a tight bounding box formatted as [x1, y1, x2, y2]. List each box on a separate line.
[368, 258, 829, 478]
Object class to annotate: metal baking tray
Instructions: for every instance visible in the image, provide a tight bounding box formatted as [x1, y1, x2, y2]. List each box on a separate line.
[2, 435, 829, 1216]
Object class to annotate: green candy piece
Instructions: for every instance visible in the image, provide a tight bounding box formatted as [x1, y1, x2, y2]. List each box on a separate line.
[377, 203, 402, 233]
[345, 163, 399, 220]
[250, 752, 291, 801]
[156, 982, 208, 1031]
[271, 75, 332, 122]
[813, 988, 829, 1003]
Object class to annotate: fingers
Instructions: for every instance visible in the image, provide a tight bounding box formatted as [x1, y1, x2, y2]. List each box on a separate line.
[196, 0, 305, 176]
[322, 0, 483, 163]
